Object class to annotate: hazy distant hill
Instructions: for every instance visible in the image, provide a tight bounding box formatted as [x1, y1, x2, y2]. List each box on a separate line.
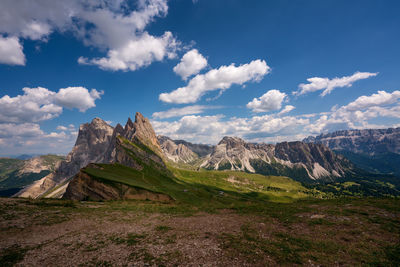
[0, 155, 65, 197]
[304, 128, 400, 176]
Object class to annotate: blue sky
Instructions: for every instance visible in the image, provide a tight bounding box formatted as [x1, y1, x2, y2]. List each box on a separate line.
[0, 0, 400, 156]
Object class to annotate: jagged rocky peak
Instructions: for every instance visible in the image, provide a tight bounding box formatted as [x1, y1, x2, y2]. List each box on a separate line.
[122, 112, 163, 155]
[202, 136, 275, 173]
[157, 135, 198, 163]
[91, 117, 110, 127]
[218, 136, 246, 148]
[274, 141, 348, 177]
[18, 113, 168, 199]
[114, 123, 124, 134]
[172, 139, 214, 157]
[202, 136, 352, 181]
[76, 117, 114, 145]
[17, 117, 115, 199]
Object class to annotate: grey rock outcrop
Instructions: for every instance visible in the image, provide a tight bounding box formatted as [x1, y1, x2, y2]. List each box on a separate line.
[17, 118, 114, 198]
[18, 112, 167, 199]
[201, 136, 351, 180]
[157, 136, 199, 163]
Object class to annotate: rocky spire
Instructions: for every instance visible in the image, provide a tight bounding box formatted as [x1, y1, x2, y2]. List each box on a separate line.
[17, 117, 115, 198]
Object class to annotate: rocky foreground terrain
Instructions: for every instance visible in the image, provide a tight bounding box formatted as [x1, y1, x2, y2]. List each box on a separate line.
[0, 197, 399, 266]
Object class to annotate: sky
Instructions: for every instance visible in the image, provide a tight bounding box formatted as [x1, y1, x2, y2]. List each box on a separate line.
[0, 0, 400, 156]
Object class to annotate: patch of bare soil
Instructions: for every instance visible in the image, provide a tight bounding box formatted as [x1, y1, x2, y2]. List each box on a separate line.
[0, 198, 399, 266]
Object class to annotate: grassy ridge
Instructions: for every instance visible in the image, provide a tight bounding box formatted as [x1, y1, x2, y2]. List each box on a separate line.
[79, 135, 315, 204]
[82, 162, 315, 205]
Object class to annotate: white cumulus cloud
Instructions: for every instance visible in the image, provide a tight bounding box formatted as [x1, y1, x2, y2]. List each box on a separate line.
[55, 87, 103, 112]
[173, 49, 207, 80]
[246, 89, 287, 113]
[79, 32, 178, 71]
[294, 71, 378, 97]
[154, 90, 400, 144]
[344, 90, 400, 111]
[0, 123, 43, 138]
[0, 122, 78, 156]
[0, 36, 25, 65]
[306, 90, 400, 133]
[159, 59, 271, 104]
[152, 105, 216, 119]
[0, 0, 179, 69]
[152, 113, 309, 144]
[0, 86, 102, 123]
[278, 105, 295, 115]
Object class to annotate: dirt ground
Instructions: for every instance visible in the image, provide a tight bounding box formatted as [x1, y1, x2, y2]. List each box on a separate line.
[0, 198, 399, 266]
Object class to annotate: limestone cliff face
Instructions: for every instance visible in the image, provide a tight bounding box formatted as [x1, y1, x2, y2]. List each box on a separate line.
[157, 136, 199, 163]
[17, 118, 114, 198]
[18, 155, 63, 175]
[200, 137, 352, 181]
[62, 112, 168, 200]
[63, 164, 172, 202]
[127, 113, 163, 156]
[107, 113, 167, 171]
[18, 112, 168, 199]
[274, 141, 349, 178]
[57, 118, 114, 178]
[200, 137, 274, 172]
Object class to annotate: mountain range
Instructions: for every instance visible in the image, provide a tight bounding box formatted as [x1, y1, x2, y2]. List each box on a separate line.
[159, 136, 353, 182]
[304, 128, 400, 176]
[8, 112, 399, 200]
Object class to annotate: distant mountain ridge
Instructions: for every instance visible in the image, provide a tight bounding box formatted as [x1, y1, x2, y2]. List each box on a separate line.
[199, 136, 352, 181]
[304, 128, 400, 176]
[303, 128, 400, 155]
[157, 136, 214, 164]
[0, 155, 64, 197]
[159, 136, 353, 182]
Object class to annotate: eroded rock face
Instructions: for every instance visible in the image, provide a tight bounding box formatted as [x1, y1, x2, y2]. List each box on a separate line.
[171, 139, 214, 158]
[201, 136, 275, 173]
[274, 141, 349, 178]
[58, 118, 115, 178]
[157, 136, 199, 163]
[201, 136, 351, 181]
[107, 113, 167, 171]
[18, 112, 167, 199]
[303, 128, 400, 155]
[18, 156, 62, 175]
[63, 165, 172, 202]
[18, 118, 114, 198]
[126, 113, 164, 156]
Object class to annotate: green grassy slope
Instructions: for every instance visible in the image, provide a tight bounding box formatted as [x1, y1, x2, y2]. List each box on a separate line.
[0, 158, 24, 182]
[82, 162, 315, 205]
[77, 135, 313, 204]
